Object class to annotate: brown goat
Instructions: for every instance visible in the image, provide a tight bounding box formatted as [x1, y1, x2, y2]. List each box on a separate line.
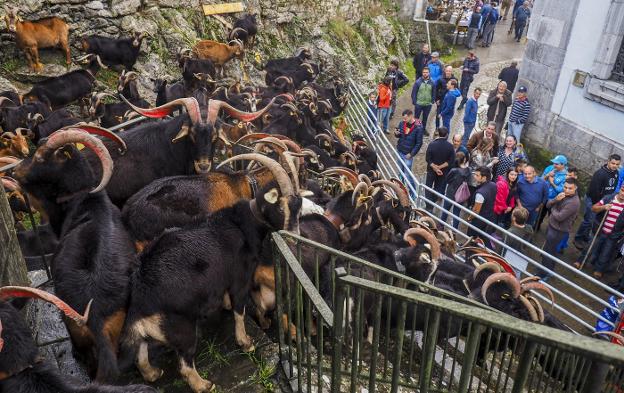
[0, 129, 31, 158]
[4, 7, 71, 72]
[192, 39, 244, 76]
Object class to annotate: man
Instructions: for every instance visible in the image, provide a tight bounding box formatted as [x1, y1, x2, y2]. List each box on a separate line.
[434, 66, 457, 129]
[536, 155, 568, 231]
[467, 166, 498, 237]
[452, 133, 469, 158]
[498, 61, 519, 92]
[517, 165, 549, 227]
[540, 179, 580, 280]
[462, 87, 481, 146]
[438, 79, 461, 131]
[413, 43, 431, 79]
[426, 52, 444, 84]
[486, 81, 512, 134]
[425, 127, 455, 210]
[574, 154, 622, 248]
[385, 60, 409, 119]
[481, 2, 499, 47]
[394, 109, 424, 192]
[573, 185, 624, 278]
[466, 6, 482, 49]
[479, 1, 493, 37]
[467, 121, 500, 152]
[506, 86, 531, 141]
[458, 50, 480, 110]
[411, 67, 436, 131]
[501, 0, 512, 20]
[513, 1, 531, 42]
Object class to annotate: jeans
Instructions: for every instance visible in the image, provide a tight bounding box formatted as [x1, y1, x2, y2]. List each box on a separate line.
[577, 234, 618, 273]
[542, 226, 567, 277]
[482, 23, 496, 46]
[507, 121, 525, 141]
[414, 104, 432, 127]
[441, 115, 452, 131]
[378, 108, 390, 133]
[390, 95, 398, 118]
[527, 207, 540, 228]
[425, 170, 447, 211]
[575, 196, 596, 243]
[398, 151, 415, 197]
[515, 20, 527, 40]
[441, 199, 462, 229]
[462, 122, 475, 146]
[466, 27, 479, 49]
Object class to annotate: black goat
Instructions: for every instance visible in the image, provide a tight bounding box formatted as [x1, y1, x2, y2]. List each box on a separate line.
[152, 78, 187, 107]
[13, 129, 136, 383]
[0, 287, 157, 393]
[1, 101, 50, 133]
[25, 108, 80, 143]
[81, 32, 147, 70]
[23, 54, 105, 110]
[122, 155, 300, 392]
[228, 14, 258, 46]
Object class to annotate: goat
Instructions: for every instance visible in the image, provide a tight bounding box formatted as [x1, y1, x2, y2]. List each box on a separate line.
[25, 108, 81, 143]
[0, 286, 156, 393]
[123, 154, 301, 392]
[3, 7, 70, 73]
[1, 101, 51, 133]
[228, 14, 258, 47]
[23, 54, 105, 110]
[177, 50, 216, 91]
[81, 32, 147, 70]
[12, 129, 136, 382]
[192, 39, 244, 77]
[152, 78, 186, 107]
[0, 129, 30, 158]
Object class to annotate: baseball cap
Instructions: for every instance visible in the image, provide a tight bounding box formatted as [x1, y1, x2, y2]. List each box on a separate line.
[518, 86, 528, 93]
[431, 51, 440, 57]
[551, 155, 568, 165]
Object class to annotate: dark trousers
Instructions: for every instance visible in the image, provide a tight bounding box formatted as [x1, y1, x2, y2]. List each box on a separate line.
[425, 170, 447, 210]
[515, 20, 527, 40]
[578, 234, 619, 273]
[459, 78, 472, 107]
[414, 104, 432, 127]
[441, 199, 462, 229]
[575, 196, 596, 243]
[542, 226, 567, 277]
[467, 215, 495, 238]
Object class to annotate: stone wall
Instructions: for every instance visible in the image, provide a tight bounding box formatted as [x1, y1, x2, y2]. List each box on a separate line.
[409, 20, 455, 56]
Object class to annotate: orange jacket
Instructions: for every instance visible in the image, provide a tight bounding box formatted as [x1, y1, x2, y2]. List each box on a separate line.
[377, 83, 391, 108]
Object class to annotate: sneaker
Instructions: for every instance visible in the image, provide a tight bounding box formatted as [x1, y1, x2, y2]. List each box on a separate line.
[573, 261, 582, 269]
[573, 240, 587, 250]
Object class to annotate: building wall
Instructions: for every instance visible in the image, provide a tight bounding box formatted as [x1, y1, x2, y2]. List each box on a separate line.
[519, 0, 624, 173]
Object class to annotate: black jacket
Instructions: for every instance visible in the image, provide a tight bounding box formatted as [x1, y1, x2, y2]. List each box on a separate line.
[425, 138, 456, 176]
[413, 51, 432, 78]
[498, 66, 519, 92]
[395, 120, 424, 156]
[435, 75, 458, 103]
[588, 165, 620, 203]
[386, 69, 409, 91]
[445, 166, 472, 198]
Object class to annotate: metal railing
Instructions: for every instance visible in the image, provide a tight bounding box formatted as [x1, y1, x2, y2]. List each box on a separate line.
[343, 78, 624, 332]
[271, 231, 624, 393]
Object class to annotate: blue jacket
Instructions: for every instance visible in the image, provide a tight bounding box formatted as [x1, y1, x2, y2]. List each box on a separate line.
[595, 295, 623, 333]
[517, 176, 549, 211]
[396, 120, 424, 156]
[463, 97, 478, 123]
[439, 89, 461, 118]
[411, 77, 436, 106]
[542, 165, 568, 200]
[461, 57, 480, 83]
[427, 60, 444, 84]
[618, 167, 624, 192]
[480, 4, 492, 28]
[514, 6, 531, 23]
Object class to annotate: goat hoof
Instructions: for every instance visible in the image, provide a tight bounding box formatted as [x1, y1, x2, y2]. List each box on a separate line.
[259, 317, 271, 330]
[141, 366, 163, 382]
[238, 335, 255, 352]
[194, 380, 216, 393]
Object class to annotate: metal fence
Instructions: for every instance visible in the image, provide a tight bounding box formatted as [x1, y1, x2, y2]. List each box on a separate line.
[343, 78, 624, 332]
[271, 231, 624, 393]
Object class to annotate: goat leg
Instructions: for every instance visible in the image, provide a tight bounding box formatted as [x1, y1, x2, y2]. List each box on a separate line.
[234, 308, 254, 352]
[136, 340, 163, 382]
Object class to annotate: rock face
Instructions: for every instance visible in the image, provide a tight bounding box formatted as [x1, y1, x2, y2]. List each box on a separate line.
[0, 0, 411, 97]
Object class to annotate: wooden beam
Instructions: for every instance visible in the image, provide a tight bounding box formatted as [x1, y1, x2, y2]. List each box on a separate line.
[0, 184, 28, 286]
[202, 2, 245, 16]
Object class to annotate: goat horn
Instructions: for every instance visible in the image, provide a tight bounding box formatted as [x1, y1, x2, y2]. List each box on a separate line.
[205, 95, 282, 126]
[0, 156, 21, 166]
[300, 63, 314, 73]
[472, 262, 502, 280]
[94, 55, 107, 69]
[1, 176, 21, 192]
[403, 228, 441, 260]
[120, 95, 201, 124]
[592, 331, 624, 344]
[481, 273, 521, 305]
[45, 129, 113, 194]
[321, 167, 358, 187]
[252, 137, 288, 152]
[124, 71, 139, 81]
[280, 151, 300, 192]
[521, 282, 555, 306]
[229, 27, 247, 40]
[518, 295, 540, 322]
[0, 286, 91, 327]
[217, 153, 294, 197]
[519, 276, 541, 285]
[358, 174, 372, 187]
[235, 132, 272, 145]
[351, 181, 369, 206]
[526, 295, 545, 322]
[0, 97, 15, 107]
[61, 123, 127, 154]
[372, 180, 410, 207]
[315, 133, 333, 143]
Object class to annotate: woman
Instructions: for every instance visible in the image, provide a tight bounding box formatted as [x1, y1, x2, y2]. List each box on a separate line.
[494, 168, 518, 227]
[469, 137, 497, 186]
[441, 151, 471, 229]
[494, 135, 518, 178]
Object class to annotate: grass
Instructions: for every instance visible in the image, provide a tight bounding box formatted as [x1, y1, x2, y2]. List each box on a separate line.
[326, 18, 361, 49]
[0, 57, 22, 75]
[244, 351, 276, 392]
[196, 339, 230, 368]
[18, 211, 41, 230]
[95, 68, 120, 90]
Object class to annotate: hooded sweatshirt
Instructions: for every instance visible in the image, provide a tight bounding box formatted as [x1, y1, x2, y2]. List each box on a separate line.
[587, 164, 620, 203]
[439, 88, 462, 118]
[427, 60, 444, 84]
[494, 175, 516, 215]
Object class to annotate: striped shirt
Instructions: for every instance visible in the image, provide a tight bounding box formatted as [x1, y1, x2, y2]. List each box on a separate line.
[598, 197, 624, 234]
[508, 98, 531, 124]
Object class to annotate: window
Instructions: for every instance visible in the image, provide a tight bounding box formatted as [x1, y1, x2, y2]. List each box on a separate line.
[612, 39, 624, 83]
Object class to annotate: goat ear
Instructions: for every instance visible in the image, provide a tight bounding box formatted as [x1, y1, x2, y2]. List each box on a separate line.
[263, 188, 279, 204]
[171, 124, 190, 143]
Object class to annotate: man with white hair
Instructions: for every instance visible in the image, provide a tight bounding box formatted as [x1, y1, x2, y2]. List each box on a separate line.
[513, 1, 531, 41]
[486, 81, 512, 134]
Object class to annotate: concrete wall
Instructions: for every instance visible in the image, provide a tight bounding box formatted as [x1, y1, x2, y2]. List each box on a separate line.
[519, 0, 624, 173]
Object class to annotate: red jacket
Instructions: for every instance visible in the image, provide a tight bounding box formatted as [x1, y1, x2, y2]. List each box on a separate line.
[494, 175, 516, 215]
[378, 83, 391, 108]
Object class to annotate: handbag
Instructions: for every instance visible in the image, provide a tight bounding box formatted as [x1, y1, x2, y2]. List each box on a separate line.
[454, 181, 471, 204]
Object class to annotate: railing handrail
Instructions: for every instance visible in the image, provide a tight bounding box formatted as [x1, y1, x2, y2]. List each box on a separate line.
[337, 272, 624, 365]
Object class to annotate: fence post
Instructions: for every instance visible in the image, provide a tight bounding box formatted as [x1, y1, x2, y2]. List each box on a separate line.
[0, 184, 28, 286]
[331, 268, 348, 393]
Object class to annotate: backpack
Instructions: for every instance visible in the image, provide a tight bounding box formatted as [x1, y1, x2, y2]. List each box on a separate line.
[455, 181, 471, 204]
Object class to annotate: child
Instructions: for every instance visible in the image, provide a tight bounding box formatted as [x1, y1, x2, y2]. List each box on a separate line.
[438, 79, 461, 131]
[377, 77, 392, 134]
[366, 92, 378, 134]
[504, 207, 534, 277]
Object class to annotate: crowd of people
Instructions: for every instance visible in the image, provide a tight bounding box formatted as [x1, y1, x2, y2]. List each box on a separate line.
[363, 1, 624, 291]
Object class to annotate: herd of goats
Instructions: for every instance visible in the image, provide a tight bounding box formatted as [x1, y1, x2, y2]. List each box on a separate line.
[0, 6, 620, 393]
